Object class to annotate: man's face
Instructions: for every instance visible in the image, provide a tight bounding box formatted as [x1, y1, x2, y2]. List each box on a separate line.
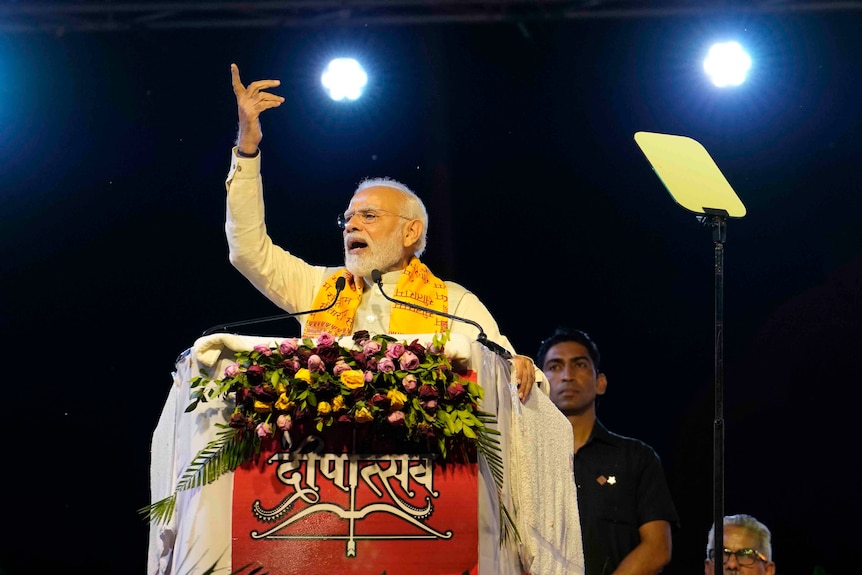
[541, 341, 606, 417]
[342, 186, 414, 278]
[704, 526, 775, 575]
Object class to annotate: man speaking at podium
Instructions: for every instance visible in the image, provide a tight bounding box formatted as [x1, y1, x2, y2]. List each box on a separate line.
[224, 63, 537, 402]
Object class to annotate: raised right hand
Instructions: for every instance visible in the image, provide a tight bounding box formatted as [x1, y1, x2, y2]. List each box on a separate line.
[230, 63, 285, 155]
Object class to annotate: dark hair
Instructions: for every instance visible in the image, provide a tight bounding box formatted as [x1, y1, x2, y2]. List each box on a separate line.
[536, 327, 601, 372]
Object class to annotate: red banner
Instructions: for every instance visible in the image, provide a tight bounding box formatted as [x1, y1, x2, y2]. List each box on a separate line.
[233, 453, 479, 575]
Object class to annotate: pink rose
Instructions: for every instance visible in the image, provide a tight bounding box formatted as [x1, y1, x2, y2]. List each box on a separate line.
[364, 370, 374, 383]
[256, 422, 273, 438]
[253, 344, 273, 356]
[276, 414, 293, 430]
[421, 399, 438, 412]
[224, 363, 240, 378]
[377, 358, 396, 373]
[402, 374, 418, 393]
[385, 342, 405, 359]
[333, 359, 351, 376]
[387, 411, 406, 426]
[398, 350, 419, 371]
[307, 354, 325, 372]
[279, 339, 299, 355]
[363, 340, 382, 357]
[316, 332, 335, 347]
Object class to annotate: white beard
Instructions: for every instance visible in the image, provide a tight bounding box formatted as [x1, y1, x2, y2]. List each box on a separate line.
[344, 233, 405, 279]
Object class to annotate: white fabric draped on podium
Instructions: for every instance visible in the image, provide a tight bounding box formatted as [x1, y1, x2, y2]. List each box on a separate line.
[148, 333, 584, 575]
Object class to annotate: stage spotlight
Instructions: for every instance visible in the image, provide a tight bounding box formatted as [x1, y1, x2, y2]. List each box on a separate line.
[321, 58, 368, 101]
[703, 41, 751, 87]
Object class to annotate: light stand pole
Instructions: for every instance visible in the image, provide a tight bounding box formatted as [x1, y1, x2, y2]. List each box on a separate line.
[634, 132, 745, 563]
[698, 208, 728, 558]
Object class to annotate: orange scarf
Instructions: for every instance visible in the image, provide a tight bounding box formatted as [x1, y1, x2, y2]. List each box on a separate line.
[303, 258, 449, 338]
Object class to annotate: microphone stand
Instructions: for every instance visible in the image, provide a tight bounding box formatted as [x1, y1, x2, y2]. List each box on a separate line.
[371, 270, 512, 360]
[201, 277, 347, 336]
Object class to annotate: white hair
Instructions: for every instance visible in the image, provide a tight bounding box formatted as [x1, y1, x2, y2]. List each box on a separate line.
[706, 514, 773, 561]
[354, 177, 429, 257]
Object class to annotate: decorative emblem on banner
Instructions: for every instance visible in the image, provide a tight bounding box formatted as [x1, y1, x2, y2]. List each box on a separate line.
[250, 453, 450, 556]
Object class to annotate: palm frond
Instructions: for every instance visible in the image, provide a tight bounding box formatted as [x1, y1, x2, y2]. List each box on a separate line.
[140, 426, 257, 525]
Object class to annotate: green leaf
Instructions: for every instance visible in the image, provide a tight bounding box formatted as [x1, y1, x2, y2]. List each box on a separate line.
[137, 492, 177, 524]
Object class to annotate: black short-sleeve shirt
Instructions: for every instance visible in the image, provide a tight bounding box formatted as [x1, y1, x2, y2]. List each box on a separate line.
[574, 420, 680, 575]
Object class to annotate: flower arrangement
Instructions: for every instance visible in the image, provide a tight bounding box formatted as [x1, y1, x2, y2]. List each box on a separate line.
[141, 330, 511, 537]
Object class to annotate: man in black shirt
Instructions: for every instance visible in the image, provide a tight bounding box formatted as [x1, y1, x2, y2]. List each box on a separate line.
[537, 328, 679, 575]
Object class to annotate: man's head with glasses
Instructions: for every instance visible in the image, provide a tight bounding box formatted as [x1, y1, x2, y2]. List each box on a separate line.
[339, 177, 428, 279]
[705, 514, 775, 575]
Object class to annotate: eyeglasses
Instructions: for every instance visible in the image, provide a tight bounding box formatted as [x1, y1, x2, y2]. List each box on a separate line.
[708, 548, 768, 566]
[337, 209, 411, 230]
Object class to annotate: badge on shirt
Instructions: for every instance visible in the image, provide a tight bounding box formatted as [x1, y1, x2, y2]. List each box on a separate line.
[596, 475, 617, 485]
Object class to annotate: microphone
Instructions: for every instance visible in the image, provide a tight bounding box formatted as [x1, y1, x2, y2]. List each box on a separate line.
[201, 276, 347, 336]
[370, 269, 512, 359]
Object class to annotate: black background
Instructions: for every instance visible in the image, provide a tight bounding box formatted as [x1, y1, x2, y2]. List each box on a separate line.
[1, 10, 860, 575]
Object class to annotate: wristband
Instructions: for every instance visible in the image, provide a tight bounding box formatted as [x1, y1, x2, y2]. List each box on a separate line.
[236, 148, 259, 158]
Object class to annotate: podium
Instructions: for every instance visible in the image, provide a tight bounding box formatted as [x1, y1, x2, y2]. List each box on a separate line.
[148, 333, 584, 575]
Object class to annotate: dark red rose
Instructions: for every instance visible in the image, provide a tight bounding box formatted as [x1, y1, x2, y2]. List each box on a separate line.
[416, 422, 436, 439]
[349, 350, 367, 368]
[446, 382, 466, 401]
[369, 393, 390, 409]
[315, 345, 340, 365]
[418, 384, 439, 399]
[296, 347, 313, 365]
[314, 378, 337, 394]
[352, 330, 371, 344]
[365, 357, 379, 371]
[406, 339, 427, 362]
[246, 365, 266, 384]
[278, 359, 298, 374]
[229, 413, 254, 431]
[251, 384, 277, 402]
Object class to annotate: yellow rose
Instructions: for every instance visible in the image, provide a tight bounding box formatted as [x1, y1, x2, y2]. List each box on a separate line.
[387, 389, 407, 410]
[294, 368, 312, 383]
[253, 400, 273, 413]
[354, 406, 374, 423]
[317, 401, 332, 415]
[340, 369, 366, 389]
[276, 381, 287, 395]
[274, 393, 292, 411]
[332, 395, 345, 412]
